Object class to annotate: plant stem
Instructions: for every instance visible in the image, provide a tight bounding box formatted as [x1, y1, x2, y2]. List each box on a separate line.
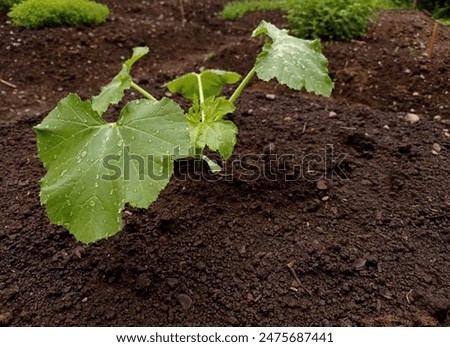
[196, 73, 206, 122]
[130, 81, 158, 102]
[229, 66, 256, 104]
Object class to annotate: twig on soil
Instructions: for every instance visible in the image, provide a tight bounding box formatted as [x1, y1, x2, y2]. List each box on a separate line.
[427, 22, 439, 60]
[406, 289, 414, 304]
[302, 123, 307, 133]
[178, 0, 186, 25]
[0, 78, 17, 89]
[287, 261, 312, 296]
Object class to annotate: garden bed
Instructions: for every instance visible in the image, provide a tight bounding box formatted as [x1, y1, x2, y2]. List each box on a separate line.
[0, 0, 449, 326]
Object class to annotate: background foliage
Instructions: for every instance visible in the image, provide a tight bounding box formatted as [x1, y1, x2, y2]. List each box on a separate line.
[286, 0, 377, 40]
[7, 0, 109, 28]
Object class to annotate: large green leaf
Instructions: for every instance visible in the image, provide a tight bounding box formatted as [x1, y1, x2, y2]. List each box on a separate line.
[165, 69, 241, 100]
[91, 47, 149, 114]
[187, 97, 237, 160]
[34, 94, 190, 243]
[252, 21, 333, 97]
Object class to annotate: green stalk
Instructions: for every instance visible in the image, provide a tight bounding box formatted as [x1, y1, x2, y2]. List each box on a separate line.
[196, 73, 206, 121]
[131, 81, 158, 102]
[229, 67, 256, 104]
[194, 73, 206, 168]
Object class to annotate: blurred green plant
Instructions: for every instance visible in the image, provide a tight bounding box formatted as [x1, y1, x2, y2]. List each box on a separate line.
[222, 0, 285, 20]
[8, 0, 109, 29]
[286, 0, 377, 41]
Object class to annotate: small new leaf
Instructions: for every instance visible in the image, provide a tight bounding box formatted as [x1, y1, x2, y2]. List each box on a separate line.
[252, 21, 333, 97]
[165, 69, 241, 100]
[91, 47, 149, 114]
[34, 94, 190, 243]
[187, 97, 237, 160]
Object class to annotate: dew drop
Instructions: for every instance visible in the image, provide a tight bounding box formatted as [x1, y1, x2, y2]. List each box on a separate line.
[66, 200, 71, 206]
[89, 200, 96, 207]
[117, 140, 123, 147]
[81, 151, 87, 158]
[94, 182, 99, 188]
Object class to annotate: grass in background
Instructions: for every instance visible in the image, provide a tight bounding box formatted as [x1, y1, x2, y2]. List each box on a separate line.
[221, 0, 407, 20]
[222, 0, 286, 20]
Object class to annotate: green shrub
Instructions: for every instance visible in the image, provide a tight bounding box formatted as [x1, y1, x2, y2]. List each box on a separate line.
[286, 0, 377, 41]
[222, 0, 286, 20]
[8, 0, 109, 29]
[0, 0, 22, 11]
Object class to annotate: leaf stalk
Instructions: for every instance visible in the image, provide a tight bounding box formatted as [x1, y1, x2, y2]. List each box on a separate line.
[229, 67, 256, 104]
[131, 81, 158, 102]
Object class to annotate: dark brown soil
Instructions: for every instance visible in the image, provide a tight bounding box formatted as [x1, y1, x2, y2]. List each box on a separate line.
[0, 1, 449, 327]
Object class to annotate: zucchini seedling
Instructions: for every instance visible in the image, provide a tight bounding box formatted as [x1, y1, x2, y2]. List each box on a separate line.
[34, 21, 333, 243]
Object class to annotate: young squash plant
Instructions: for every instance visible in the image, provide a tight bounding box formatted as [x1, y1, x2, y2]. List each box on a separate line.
[34, 21, 333, 243]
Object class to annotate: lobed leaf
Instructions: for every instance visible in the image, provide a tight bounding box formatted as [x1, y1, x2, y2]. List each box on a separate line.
[252, 21, 333, 97]
[34, 94, 190, 243]
[165, 69, 241, 100]
[91, 47, 149, 114]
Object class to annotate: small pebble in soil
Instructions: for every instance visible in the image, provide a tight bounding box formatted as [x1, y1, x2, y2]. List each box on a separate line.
[353, 258, 367, 269]
[434, 115, 442, 122]
[329, 111, 337, 118]
[177, 294, 193, 310]
[432, 143, 442, 155]
[316, 179, 328, 190]
[322, 196, 329, 202]
[265, 94, 276, 100]
[405, 113, 420, 124]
